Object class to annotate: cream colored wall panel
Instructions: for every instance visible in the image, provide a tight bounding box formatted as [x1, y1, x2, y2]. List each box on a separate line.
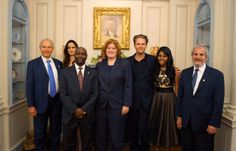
[215, 121, 236, 151]
[210, 0, 233, 105]
[28, 0, 55, 59]
[82, 0, 142, 63]
[0, 0, 9, 103]
[142, 1, 168, 49]
[175, 6, 188, 67]
[9, 103, 29, 148]
[36, 3, 48, 56]
[55, 1, 82, 60]
[0, 111, 6, 151]
[169, 0, 195, 69]
[0, 107, 9, 151]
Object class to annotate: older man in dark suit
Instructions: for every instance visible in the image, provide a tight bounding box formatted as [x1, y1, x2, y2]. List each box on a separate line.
[176, 45, 225, 151]
[59, 47, 98, 151]
[26, 39, 63, 151]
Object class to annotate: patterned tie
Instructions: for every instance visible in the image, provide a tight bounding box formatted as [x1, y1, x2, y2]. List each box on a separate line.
[192, 68, 199, 89]
[78, 67, 83, 91]
[46, 60, 56, 97]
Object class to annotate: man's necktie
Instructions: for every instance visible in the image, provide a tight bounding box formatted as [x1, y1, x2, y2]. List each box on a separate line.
[46, 60, 56, 97]
[78, 67, 83, 91]
[192, 68, 199, 89]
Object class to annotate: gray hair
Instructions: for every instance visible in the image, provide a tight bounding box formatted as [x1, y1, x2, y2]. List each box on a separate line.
[191, 45, 209, 58]
[39, 38, 54, 48]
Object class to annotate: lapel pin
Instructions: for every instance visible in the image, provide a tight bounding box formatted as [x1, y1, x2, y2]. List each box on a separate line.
[203, 79, 205, 82]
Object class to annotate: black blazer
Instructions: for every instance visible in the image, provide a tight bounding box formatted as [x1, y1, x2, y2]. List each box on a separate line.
[26, 56, 63, 113]
[96, 58, 132, 109]
[176, 65, 224, 131]
[59, 65, 98, 124]
[127, 53, 156, 111]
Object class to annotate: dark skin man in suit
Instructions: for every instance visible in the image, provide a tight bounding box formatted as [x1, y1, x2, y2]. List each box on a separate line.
[176, 46, 224, 151]
[60, 47, 98, 151]
[26, 39, 63, 151]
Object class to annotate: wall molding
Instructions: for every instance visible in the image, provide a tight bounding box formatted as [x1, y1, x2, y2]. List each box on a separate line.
[9, 100, 27, 113]
[222, 107, 236, 128]
[10, 137, 25, 151]
[0, 100, 27, 115]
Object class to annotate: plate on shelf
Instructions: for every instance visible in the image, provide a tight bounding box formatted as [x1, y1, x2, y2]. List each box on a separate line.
[12, 69, 17, 79]
[12, 47, 22, 62]
[15, 90, 25, 100]
[12, 32, 21, 42]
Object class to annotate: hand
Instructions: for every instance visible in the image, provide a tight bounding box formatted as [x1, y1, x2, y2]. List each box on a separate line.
[175, 67, 181, 78]
[74, 108, 86, 119]
[176, 117, 182, 129]
[28, 107, 37, 117]
[207, 125, 217, 134]
[121, 106, 129, 115]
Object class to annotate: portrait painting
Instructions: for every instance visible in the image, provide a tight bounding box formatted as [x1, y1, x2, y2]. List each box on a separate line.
[93, 7, 130, 49]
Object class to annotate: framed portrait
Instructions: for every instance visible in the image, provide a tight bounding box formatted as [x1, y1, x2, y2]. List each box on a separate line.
[93, 7, 130, 49]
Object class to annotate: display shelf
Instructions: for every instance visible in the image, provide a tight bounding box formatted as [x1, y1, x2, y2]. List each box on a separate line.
[10, 0, 28, 105]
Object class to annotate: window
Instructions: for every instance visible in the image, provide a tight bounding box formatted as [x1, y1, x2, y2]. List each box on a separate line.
[194, 0, 211, 64]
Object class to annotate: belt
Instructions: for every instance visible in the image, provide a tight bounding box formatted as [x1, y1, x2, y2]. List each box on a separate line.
[156, 87, 174, 92]
[48, 93, 59, 98]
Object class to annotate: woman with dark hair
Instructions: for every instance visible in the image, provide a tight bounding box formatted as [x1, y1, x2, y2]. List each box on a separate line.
[149, 46, 180, 150]
[95, 39, 132, 151]
[63, 40, 79, 67]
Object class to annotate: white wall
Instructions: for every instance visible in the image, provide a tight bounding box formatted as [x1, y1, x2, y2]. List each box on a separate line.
[27, 0, 196, 67]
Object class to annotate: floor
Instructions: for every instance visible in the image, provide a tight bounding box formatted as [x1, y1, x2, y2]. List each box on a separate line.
[123, 145, 181, 151]
[23, 144, 181, 151]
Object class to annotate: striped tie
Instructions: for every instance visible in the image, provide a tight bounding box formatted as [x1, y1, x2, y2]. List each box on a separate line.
[192, 68, 199, 89]
[78, 67, 83, 91]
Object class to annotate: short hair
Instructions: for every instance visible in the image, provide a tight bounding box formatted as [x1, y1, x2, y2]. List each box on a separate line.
[192, 45, 209, 58]
[101, 39, 121, 59]
[39, 38, 54, 48]
[75, 47, 87, 56]
[133, 34, 149, 45]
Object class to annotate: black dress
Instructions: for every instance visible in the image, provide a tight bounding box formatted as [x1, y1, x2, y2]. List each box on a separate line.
[149, 70, 179, 147]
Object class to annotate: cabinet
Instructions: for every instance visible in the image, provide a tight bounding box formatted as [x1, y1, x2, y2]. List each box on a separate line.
[11, 0, 29, 105]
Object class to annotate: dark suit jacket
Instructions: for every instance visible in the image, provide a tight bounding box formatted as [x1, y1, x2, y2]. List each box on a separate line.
[96, 58, 132, 109]
[176, 65, 224, 132]
[59, 65, 98, 124]
[127, 53, 156, 111]
[26, 56, 63, 113]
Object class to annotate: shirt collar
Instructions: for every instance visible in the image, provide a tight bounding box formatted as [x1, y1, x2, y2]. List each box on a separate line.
[74, 63, 85, 70]
[41, 56, 53, 63]
[134, 53, 147, 62]
[194, 63, 206, 73]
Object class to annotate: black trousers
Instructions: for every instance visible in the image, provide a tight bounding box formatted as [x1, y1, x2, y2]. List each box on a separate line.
[95, 106, 127, 151]
[63, 117, 94, 151]
[34, 95, 62, 151]
[127, 106, 150, 151]
[181, 125, 214, 151]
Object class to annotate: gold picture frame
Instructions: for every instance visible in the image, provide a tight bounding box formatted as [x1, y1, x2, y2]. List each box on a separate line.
[93, 7, 130, 49]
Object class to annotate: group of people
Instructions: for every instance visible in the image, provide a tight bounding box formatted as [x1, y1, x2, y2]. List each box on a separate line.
[26, 34, 225, 151]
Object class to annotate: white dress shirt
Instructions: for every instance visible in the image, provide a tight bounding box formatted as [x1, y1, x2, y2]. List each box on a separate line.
[75, 63, 85, 76]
